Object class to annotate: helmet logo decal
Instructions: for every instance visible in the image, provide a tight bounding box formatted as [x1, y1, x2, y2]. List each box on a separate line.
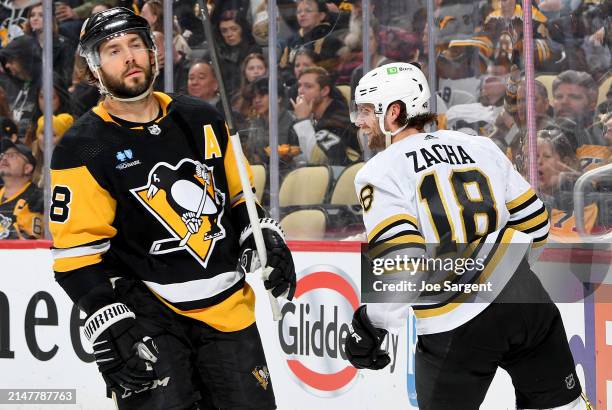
[386, 67, 398, 75]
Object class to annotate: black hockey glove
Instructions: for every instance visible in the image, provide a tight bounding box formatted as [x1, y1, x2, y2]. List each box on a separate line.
[346, 305, 391, 370]
[238, 218, 296, 300]
[83, 303, 159, 392]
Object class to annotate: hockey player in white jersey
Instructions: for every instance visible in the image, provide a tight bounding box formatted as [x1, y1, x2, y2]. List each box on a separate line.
[345, 62, 592, 410]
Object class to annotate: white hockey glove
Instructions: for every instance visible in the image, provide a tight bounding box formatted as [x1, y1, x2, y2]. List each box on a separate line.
[83, 303, 159, 392]
[238, 218, 296, 300]
[346, 305, 391, 370]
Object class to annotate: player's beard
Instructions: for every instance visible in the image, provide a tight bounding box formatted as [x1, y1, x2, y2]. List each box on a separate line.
[101, 60, 153, 99]
[367, 131, 386, 150]
[365, 121, 386, 151]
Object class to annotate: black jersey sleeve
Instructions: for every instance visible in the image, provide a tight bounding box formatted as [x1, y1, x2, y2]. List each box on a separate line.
[49, 119, 119, 314]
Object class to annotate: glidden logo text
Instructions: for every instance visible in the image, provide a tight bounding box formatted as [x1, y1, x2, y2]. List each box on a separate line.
[278, 265, 359, 397]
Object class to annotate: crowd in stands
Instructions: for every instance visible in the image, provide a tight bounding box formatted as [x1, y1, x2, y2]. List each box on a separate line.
[0, 0, 609, 241]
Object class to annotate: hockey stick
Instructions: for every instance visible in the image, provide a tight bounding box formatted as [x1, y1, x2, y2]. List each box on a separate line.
[196, 0, 282, 320]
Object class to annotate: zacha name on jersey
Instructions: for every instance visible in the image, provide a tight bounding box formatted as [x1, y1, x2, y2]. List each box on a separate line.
[405, 140, 476, 173]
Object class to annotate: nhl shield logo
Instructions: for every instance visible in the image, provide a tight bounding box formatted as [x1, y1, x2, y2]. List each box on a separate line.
[147, 124, 162, 135]
[564, 373, 575, 390]
[130, 158, 226, 267]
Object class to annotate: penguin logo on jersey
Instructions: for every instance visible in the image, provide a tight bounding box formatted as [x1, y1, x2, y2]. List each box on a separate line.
[130, 158, 226, 267]
[0, 214, 12, 239]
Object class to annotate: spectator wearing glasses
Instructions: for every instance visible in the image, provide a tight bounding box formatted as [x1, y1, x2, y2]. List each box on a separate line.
[0, 139, 43, 239]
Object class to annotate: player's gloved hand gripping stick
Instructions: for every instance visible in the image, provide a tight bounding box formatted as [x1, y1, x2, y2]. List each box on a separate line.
[196, 0, 290, 320]
[83, 303, 159, 393]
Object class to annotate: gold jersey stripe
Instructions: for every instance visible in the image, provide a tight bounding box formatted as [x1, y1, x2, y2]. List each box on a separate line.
[506, 188, 536, 211]
[92, 92, 173, 125]
[153, 284, 256, 332]
[367, 213, 419, 243]
[368, 235, 426, 259]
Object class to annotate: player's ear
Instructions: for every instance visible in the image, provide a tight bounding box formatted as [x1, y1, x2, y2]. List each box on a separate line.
[388, 102, 401, 121]
[24, 163, 34, 176]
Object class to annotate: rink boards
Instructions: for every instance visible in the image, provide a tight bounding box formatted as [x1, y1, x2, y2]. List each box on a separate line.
[0, 241, 610, 410]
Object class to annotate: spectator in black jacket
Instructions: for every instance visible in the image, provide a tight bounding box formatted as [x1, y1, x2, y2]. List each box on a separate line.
[216, 9, 261, 98]
[0, 36, 41, 140]
[24, 3, 76, 84]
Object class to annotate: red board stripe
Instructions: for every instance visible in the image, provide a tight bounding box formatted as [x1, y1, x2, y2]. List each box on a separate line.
[286, 359, 357, 391]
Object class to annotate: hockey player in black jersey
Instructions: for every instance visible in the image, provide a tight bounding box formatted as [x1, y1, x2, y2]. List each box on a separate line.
[49, 8, 295, 409]
[345, 63, 592, 410]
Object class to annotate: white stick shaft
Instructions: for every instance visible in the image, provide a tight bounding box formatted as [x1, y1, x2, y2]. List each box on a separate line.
[229, 133, 282, 321]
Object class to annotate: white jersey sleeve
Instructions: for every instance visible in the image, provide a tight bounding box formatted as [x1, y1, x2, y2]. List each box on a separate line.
[354, 160, 424, 331]
[355, 163, 425, 259]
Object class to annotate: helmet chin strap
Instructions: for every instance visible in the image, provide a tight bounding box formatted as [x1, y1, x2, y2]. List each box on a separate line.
[92, 50, 159, 103]
[378, 115, 408, 148]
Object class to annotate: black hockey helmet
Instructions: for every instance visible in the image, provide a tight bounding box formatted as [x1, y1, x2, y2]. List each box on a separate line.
[79, 7, 156, 67]
[78, 7, 159, 101]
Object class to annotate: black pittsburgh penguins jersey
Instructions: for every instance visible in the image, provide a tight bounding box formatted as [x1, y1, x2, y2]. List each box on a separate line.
[50, 92, 260, 332]
[0, 182, 44, 239]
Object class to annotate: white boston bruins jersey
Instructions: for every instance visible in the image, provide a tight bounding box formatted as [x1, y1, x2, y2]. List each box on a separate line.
[355, 130, 549, 335]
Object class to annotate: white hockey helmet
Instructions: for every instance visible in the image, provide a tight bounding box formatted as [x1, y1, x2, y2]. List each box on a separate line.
[352, 62, 431, 146]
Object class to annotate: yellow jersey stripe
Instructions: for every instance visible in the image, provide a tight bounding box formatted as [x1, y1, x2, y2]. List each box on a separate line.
[153, 284, 256, 332]
[92, 92, 173, 125]
[506, 188, 536, 211]
[368, 235, 426, 258]
[508, 208, 548, 231]
[54, 252, 103, 273]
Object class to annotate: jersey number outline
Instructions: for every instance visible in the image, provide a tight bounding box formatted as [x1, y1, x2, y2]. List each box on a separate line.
[418, 168, 497, 253]
[50, 185, 72, 223]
